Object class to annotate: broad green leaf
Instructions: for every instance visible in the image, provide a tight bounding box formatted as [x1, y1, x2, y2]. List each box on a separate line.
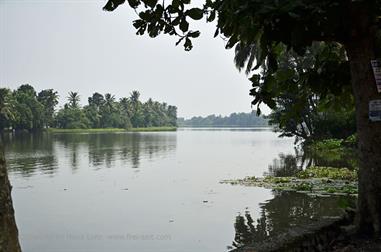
[186, 8, 204, 20]
[143, 0, 157, 8]
[180, 18, 189, 32]
[188, 31, 200, 38]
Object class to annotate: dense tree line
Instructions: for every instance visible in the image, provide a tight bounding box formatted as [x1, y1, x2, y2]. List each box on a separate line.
[0, 84, 177, 130]
[178, 111, 268, 127]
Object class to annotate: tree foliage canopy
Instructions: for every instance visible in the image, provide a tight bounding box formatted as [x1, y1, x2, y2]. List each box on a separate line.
[0, 85, 177, 130]
[54, 90, 178, 129]
[103, 0, 380, 110]
[178, 111, 268, 127]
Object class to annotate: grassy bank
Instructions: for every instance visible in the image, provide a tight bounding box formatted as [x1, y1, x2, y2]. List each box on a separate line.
[126, 127, 177, 132]
[47, 127, 177, 133]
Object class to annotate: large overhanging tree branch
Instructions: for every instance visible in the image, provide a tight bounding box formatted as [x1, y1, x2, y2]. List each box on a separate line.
[104, 0, 207, 50]
[103, 0, 381, 236]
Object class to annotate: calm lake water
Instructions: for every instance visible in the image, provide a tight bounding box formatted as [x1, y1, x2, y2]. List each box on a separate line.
[4, 128, 348, 252]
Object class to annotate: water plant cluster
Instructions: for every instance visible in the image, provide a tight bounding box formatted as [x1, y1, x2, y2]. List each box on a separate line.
[296, 166, 357, 181]
[222, 166, 358, 197]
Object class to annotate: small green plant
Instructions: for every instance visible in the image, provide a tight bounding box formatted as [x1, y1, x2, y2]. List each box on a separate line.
[263, 176, 291, 184]
[244, 176, 258, 182]
[341, 185, 358, 194]
[323, 185, 358, 194]
[325, 187, 337, 193]
[343, 134, 357, 147]
[310, 139, 343, 150]
[292, 182, 313, 191]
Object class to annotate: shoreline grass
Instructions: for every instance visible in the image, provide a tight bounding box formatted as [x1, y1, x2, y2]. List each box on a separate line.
[126, 127, 177, 132]
[46, 127, 177, 133]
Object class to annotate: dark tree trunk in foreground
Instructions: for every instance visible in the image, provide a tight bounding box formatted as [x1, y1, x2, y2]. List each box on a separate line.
[0, 145, 22, 252]
[345, 7, 381, 236]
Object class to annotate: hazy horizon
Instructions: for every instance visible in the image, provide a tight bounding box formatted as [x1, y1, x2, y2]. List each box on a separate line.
[0, 0, 270, 118]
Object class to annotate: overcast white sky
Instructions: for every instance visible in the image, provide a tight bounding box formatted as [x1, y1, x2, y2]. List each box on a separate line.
[0, 0, 269, 118]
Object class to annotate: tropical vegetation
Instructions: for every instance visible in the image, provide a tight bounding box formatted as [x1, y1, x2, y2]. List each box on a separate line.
[0, 84, 177, 131]
[177, 111, 268, 127]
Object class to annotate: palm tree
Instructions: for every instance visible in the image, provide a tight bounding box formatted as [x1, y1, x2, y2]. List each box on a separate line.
[130, 91, 140, 105]
[67, 92, 80, 108]
[104, 93, 116, 112]
[129, 91, 141, 127]
[120, 97, 131, 117]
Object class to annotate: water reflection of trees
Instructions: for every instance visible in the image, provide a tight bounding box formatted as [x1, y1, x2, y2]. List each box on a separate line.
[266, 147, 358, 177]
[231, 191, 353, 250]
[53, 132, 177, 169]
[3, 132, 177, 176]
[2, 132, 58, 177]
[267, 152, 304, 177]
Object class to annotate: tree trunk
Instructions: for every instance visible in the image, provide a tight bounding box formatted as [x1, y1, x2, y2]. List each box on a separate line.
[346, 31, 381, 236]
[0, 144, 22, 252]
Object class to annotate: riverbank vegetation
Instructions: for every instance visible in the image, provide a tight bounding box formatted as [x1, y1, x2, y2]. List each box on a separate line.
[47, 126, 177, 133]
[177, 111, 268, 127]
[229, 36, 361, 198]
[229, 41, 360, 198]
[0, 84, 177, 131]
[223, 136, 360, 197]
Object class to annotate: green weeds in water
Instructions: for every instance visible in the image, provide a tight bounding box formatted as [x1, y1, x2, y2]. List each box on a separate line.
[223, 166, 358, 196]
[324, 185, 358, 194]
[291, 182, 313, 191]
[223, 136, 359, 196]
[263, 176, 291, 184]
[297, 166, 357, 181]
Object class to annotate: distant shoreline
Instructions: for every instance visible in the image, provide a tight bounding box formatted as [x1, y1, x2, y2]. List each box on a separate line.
[2, 126, 274, 134]
[178, 125, 272, 128]
[45, 127, 177, 133]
